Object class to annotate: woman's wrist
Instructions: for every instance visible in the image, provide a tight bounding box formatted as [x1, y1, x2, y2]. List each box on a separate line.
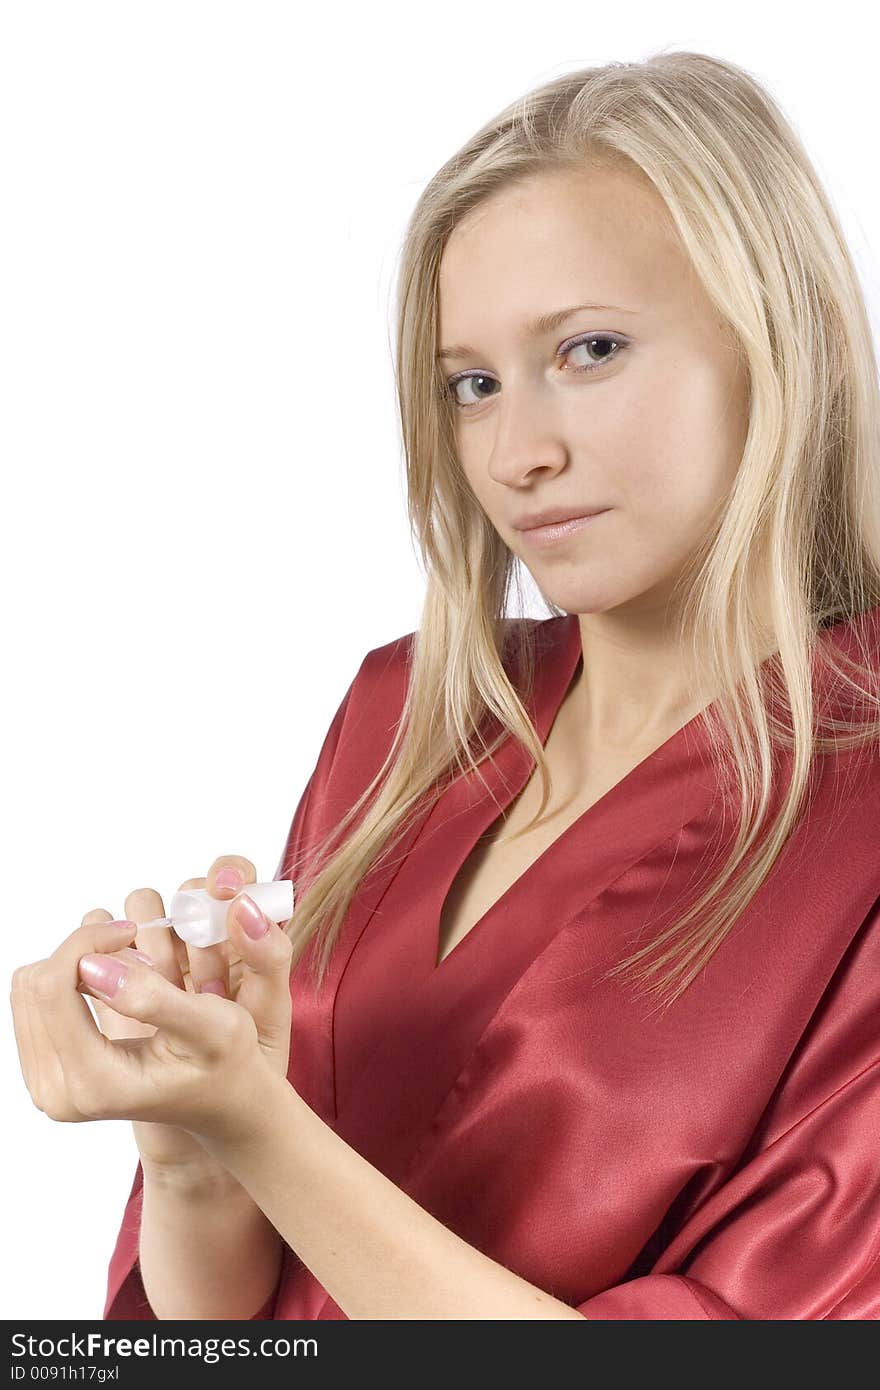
[139, 1160, 282, 1319]
[139, 1150, 252, 1200]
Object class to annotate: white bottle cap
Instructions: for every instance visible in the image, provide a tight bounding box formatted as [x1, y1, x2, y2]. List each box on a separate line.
[168, 879, 295, 948]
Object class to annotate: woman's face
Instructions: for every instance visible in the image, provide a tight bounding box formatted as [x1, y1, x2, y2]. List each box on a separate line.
[436, 164, 751, 621]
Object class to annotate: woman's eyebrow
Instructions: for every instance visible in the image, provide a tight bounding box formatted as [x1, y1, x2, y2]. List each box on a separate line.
[436, 302, 638, 362]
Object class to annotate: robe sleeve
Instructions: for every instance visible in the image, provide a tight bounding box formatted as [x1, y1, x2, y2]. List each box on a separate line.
[574, 1034, 880, 1319]
[102, 661, 363, 1319]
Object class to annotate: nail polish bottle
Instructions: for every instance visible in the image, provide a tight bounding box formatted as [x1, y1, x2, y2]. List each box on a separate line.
[139, 879, 295, 948]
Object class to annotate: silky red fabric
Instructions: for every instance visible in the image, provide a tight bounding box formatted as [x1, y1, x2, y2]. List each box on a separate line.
[104, 611, 880, 1320]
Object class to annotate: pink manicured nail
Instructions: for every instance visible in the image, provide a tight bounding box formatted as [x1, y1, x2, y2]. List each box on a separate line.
[216, 867, 244, 893]
[236, 893, 269, 939]
[80, 954, 127, 997]
[199, 979, 227, 997]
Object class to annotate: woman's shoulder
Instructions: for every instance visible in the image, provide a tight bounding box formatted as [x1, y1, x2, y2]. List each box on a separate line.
[347, 628, 417, 713]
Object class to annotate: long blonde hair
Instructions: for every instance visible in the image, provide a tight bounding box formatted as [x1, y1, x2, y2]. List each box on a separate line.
[282, 50, 880, 1013]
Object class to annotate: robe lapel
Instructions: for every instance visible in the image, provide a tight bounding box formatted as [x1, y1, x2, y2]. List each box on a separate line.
[285, 789, 432, 1124]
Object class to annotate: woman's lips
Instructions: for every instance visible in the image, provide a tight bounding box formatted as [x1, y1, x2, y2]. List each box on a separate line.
[518, 509, 611, 547]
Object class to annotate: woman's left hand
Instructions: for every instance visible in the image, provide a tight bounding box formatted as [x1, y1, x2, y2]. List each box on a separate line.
[10, 916, 271, 1147]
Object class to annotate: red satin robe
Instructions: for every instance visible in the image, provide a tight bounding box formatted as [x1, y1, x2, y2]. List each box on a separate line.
[104, 609, 880, 1320]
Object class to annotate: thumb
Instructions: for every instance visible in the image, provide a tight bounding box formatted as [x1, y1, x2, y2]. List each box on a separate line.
[225, 892, 293, 1054]
[77, 952, 225, 1056]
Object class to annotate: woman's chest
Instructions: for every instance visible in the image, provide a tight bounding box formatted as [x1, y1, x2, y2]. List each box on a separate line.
[434, 747, 659, 968]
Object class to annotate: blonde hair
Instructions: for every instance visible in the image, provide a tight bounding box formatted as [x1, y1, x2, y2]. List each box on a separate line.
[283, 49, 880, 1013]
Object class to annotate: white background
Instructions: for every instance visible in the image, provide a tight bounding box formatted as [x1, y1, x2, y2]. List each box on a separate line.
[2, 1, 877, 1321]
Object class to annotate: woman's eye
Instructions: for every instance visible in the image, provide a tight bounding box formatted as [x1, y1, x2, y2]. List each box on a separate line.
[445, 333, 626, 411]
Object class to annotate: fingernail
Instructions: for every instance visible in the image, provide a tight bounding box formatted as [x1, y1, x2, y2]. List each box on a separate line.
[109, 919, 137, 932]
[198, 979, 227, 997]
[80, 954, 127, 997]
[216, 867, 244, 894]
[236, 892, 270, 939]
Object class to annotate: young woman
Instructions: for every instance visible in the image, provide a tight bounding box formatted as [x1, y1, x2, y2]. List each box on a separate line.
[12, 50, 880, 1320]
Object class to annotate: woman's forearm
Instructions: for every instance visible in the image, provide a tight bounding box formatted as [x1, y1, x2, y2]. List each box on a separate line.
[138, 1166, 283, 1320]
[201, 1072, 587, 1321]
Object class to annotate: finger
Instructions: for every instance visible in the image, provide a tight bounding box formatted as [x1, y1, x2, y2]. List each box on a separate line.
[76, 908, 157, 1040]
[74, 951, 242, 1058]
[74, 908, 117, 1003]
[87, 951, 161, 1043]
[208, 855, 258, 900]
[186, 855, 258, 996]
[76, 941, 155, 981]
[29, 919, 140, 1080]
[225, 892, 294, 1056]
[77, 911, 162, 978]
[206, 855, 258, 979]
[123, 887, 188, 990]
[174, 875, 232, 998]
